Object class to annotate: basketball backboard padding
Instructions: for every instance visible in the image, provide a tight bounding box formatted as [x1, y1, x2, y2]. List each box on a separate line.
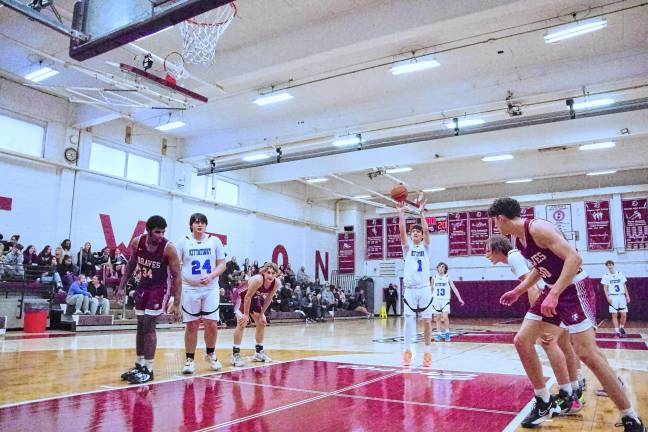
[119, 63, 208, 103]
[69, 0, 231, 61]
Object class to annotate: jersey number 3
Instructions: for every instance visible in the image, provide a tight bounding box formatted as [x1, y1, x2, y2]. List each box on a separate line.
[191, 260, 212, 275]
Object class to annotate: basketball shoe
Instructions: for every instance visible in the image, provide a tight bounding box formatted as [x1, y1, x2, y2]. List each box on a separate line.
[402, 350, 412, 367]
[553, 389, 575, 416]
[182, 359, 195, 374]
[422, 352, 432, 367]
[521, 396, 559, 428]
[231, 352, 245, 367]
[617, 416, 647, 432]
[206, 353, 222, 371]
[128, 366, 154, 384]
[252, 350, 272, 362]
[121, 363, 142, 381]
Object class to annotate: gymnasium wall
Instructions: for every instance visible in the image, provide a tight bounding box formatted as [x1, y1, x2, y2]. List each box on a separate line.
[0, 79, 337, 279]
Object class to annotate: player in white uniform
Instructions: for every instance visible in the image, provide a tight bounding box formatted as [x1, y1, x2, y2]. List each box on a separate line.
[431, 263, 464, 342]
[398, 199, 433, 367]
[486, 234, 586, 415]
[175, 213, 226, 374]
[602, 260, 631, 337]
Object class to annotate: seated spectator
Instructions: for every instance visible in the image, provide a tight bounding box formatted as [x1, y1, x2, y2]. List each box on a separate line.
[78, 242, 96, 277]
[312, 292, 323, 321]
[279, 285, 294, 312]
[23, 245, 38, 266]
[270, 291, 282, 312]
[94, 246, 114, 278]
[337, 289, 349, 310]
[66, 274, 92, 315]
[284, 263, 296, 285]
[310, 277, 322, 294]
[40, 256, 63, 288]
[53, 246, 63, 264]
[251, 259, 260, 275]
[321, 284, 335, 316]
[219, 287, 235, 326]
[37, 245, 53, 265]
[349, 288, 370, 316]
[296, 266, 310, 285]
[57, 254, 78, 288]
[88, 275, 110, 316]
[112, 248, 128, 277]
[242, 257, 251, 274]
[3, 243, 25, 280]
[0, 233, 4, 255]
[60, 239, 73, 263]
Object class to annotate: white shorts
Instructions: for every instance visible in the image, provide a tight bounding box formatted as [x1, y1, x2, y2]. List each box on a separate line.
[181, 284, 220, 322]
[431, 297, 451, 315]
[403, 286, 433, 318]
[609, 295, 628, 313]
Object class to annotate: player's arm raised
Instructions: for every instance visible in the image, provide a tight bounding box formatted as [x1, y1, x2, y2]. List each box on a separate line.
[419, 198, 430, 247]
[117, 237, 139, 296]
[165, 243, 182, 319]
[398, 203, 408, 246]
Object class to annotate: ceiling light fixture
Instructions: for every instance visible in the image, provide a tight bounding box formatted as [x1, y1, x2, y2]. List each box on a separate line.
[332, 135, 361, 147]
[306, 177, 328, 183]
[242, 153, 271, 162]
[422, 187, 446, 192]
[579, 141, 616, 151]
[482, 154, 513, 162]
[586, 170, 616, 176]
[572, 98, 615, 110]
[505, 178, 533, 184]
[544, 17, 608, 44]
[253, 92, 293, 106]
[446, 118, 485, 129]
[385, 167, 413, 174]
[390, 54, 440, 75]
[155, 121, 185, 131]
[353, 195, 372, 199]
[24, 66, 59, 82]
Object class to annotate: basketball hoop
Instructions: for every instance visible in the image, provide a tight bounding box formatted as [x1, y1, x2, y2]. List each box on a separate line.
[179, 1, 237, 64]
[163, 51, 186, 86]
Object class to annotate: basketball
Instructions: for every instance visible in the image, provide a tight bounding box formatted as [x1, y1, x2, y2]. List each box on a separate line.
[390, 184, 408, 202]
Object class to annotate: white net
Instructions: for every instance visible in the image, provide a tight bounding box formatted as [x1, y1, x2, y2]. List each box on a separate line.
[180, 2, 236, 65]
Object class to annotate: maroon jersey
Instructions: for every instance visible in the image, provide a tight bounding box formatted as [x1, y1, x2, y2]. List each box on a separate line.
[134, 235, 169, 290]
[515, 219, 565, 285]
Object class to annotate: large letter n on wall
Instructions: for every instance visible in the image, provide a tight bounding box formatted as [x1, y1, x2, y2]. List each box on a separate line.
[315, 250, 329, 281]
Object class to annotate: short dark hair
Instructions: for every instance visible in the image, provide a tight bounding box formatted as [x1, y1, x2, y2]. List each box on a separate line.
[146, 215, 167, 231]
[488, 198, 521, 219]
[605, 260, 615, 266]
[409, 224, 423, 234]
[437, 262, 448, 272]
[189, 212, 208, 226]
[486, 235, 513, 254]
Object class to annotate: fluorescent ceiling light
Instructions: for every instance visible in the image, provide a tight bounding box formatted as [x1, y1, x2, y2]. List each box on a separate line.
[579, 141, 616, 151]
[333, 136, 361, 147]
[353, 195, 372, 199]
[586, 170, 616, 176]
[24, 67, 59, 82]
[506, 178, 533, 184]
[385, 167, 413, 174]
[422, 187, 446, 192]
[446, 118, 485, 129]
[135, 26, 172, 42]
[482, 154, 513, 162]
[390, 55, 440, 75]
[306, 177, 328, 183]
[572, 98, 615, 110]
[242, 153, 270, 162]
[155, 121, 185, 131]
[544, 17, 607, 44]
[253, 92, 293, 106]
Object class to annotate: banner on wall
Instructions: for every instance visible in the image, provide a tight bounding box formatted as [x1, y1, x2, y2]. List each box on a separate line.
[491, 206, 535, 235]
[622, 198, 648, 250]
[426, 216, 448, 234]
[386, 217, 403, 259]
[338, 232, 355, 273]
[585, 201, 612, 251]
[546, 204, 573, 239]
[365, 218, 384, 260]
[448, 212, 469, 256]
[468, 210, 490, 255]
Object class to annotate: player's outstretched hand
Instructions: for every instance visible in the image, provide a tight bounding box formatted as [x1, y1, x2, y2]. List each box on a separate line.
[500, 290, 520, 306]
[459, 299, 465, 306]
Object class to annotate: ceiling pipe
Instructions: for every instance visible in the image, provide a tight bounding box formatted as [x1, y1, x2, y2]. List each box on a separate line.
[328, 173, 396, 203]
[297, 179, 392, 210]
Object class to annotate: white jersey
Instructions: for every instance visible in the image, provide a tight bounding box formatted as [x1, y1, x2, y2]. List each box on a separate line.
[432, 274, 451, 300]
[602, 271, 627, 295]
[402, 239, 430, 287]
[508, 249, 546, 289]
[176, 234, 225, 287]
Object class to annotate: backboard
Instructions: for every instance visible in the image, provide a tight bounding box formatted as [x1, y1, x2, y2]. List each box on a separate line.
[69, 0, 231, 61]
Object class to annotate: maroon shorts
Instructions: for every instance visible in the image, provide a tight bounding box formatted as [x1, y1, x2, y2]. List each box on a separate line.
[234, 289, 264, 318]
[134, 287, 168, 315]
[525, 275, 596, 333]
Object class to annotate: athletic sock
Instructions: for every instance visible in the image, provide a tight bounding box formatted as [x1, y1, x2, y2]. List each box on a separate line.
[186, 352, 195, 360]
[144, 359, 154, 372]
[620, 408, 639, 421]
[615, 327, 620, 332]
[424, 344, 431, 353]
[560, 383, 573, 396]
[136, 356, 145, 366]
[206, 347, 215, 356]
[255, 344, 263, 353]
[534, 387, 550, 403]
[233, 346, 240, 354]
[404, 315, 416, 351]
[571, 380, 579, 391]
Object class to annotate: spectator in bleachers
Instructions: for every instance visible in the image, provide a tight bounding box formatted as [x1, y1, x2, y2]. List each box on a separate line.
[60, 239, 73, 263]
[251, 259, 260, 275]
[296, 266, 310, 285]
[242, 257, 251, 274]
[0, 233, 4, 255]
[279, 285, 294, 312]
[112, 248, 128, 277]
[57, 254, 78, 288]
[226, 256, 240, 274]
[311, 277, 322, 293]
[321, 284, 335, 316]
[349, 288, 370, 316]
[66, 274, 91, 315]
[3, 243, 25, 280]
[53, 246, 63, 264]
[78, 242, 95, 277]
[88, 275, 110, 316]
[37, 245, 52, 265]
[284, 263, 296, 285]
[94, 246, 114, 278]
[40, 256, 63, 288]
[23, 245, 38, 266]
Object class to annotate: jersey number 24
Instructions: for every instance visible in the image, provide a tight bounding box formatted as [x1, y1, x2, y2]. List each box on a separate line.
[191, 260, 212, 275]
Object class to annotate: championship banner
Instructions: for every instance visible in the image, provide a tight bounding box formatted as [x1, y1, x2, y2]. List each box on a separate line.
[622, 198, 648, 250]
[337, 232, 355, 273]
[386, 217, 403, 259]
[468, 210, 489, 255]
[448, 212, 469, 256]
[585, 201, 612, 251]
[546, 204, 573, 239]
[365, 218, 384, 260]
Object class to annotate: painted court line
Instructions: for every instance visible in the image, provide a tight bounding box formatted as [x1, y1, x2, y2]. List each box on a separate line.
[501, 377, 556, 432]
[199, 375, 326, 395]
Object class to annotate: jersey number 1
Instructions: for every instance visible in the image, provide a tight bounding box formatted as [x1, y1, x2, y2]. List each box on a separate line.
[191, 260, 212, 275]
[417, 259, 422, 272]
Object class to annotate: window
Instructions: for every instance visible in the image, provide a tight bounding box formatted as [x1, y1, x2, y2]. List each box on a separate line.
[127, 153, 159, 185]
[89, 142, 126, 177]
[190, 171, 206, 198]
[214, 179, 238, 206]
[0, 114, 44, 157]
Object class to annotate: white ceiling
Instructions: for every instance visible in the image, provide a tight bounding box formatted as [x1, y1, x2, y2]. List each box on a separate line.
[1, 0, 647, 204]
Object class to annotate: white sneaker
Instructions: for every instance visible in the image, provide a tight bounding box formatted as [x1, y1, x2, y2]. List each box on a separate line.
[252, 350, 272, 363]
[72, 310, 82, 315]
[182, 359, 195, 374]
[205, 354, 222, 371]
[231, 352, 245, 367]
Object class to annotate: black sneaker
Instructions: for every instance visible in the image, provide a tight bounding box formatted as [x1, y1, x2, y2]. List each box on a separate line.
[616, 416, 646, 432]
[553, 389, 574, 416]
[619, 327, 626, 335]
[121, 363, 142, 381]
[521, 396, 558, 428]
[127, 366, 154, 384]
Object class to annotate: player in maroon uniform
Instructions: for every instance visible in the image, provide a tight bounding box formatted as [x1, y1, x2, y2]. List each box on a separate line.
[118, 215, 182, 384]
[490, 198, 645, 431]
[230, 262, 281, 367]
